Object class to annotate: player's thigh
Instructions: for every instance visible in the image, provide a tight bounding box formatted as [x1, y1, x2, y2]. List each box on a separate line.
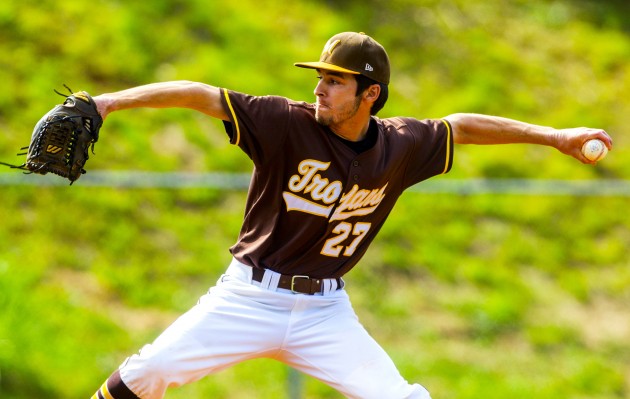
[122, 278, 289, 385]
[284, 300, 428, 399]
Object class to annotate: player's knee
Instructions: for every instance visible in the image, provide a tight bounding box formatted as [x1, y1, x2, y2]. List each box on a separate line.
[108, 344, 178, 398]
[346, 381, 432, 399]
[406, 383, 432, 399]
[126, 349, 170, 381]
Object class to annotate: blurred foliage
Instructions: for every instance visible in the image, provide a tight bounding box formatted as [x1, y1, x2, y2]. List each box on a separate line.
[0, 0, 629, 398]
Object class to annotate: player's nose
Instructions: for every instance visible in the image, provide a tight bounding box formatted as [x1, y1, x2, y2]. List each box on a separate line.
[314, 79, 326, 98]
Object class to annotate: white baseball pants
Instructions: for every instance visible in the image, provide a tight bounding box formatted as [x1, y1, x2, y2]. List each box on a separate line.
[117, 259, 431, 399]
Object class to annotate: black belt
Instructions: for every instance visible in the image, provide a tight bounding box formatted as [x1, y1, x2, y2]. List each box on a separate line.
[251, 267, 343, 295]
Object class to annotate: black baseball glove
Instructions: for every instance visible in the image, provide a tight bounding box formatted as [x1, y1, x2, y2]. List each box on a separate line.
[1, 87, 103, 184]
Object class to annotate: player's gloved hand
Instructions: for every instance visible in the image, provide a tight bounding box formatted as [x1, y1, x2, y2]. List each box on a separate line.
[0, 87, 103, 184]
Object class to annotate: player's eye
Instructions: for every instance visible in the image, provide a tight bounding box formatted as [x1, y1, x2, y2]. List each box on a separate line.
[326, 77, 342, 85]
[315, 75, 341, 85]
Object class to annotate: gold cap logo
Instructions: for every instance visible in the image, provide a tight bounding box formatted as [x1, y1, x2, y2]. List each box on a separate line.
[324, 39, 341, 55]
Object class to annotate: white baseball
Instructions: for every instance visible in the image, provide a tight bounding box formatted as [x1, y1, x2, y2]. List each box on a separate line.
[581, 139, 608, 162]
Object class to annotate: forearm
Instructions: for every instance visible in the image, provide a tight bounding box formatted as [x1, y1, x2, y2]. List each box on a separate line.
[94, 81, 228, 121]
[446, 113, 556, 146]
[445, 112, 612, 164]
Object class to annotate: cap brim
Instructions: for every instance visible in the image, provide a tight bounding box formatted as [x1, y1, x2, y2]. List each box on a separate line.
[294, 61, 360, 75]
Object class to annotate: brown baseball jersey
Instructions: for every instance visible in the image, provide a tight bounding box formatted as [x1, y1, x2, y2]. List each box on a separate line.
[220, 89, 453, 278]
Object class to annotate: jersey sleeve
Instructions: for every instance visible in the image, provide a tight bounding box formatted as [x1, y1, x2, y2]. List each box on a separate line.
[219, 89, 291, 166]
[401, 118, 454, 188]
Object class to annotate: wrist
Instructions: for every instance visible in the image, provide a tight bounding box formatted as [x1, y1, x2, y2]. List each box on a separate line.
[93, 94, 114, 120]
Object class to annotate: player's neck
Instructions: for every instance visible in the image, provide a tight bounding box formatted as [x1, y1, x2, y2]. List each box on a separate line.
[329, 112, 371, 142]
[331, 119, 378, 154]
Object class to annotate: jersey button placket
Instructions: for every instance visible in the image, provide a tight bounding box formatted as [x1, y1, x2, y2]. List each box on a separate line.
[351, 159, 360, 182]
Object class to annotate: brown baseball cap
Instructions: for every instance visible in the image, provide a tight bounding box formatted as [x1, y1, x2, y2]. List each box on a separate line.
[294, 32, 390, 85]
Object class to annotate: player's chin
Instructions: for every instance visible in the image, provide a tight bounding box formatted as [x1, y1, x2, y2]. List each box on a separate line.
[315, 109, 333, 126]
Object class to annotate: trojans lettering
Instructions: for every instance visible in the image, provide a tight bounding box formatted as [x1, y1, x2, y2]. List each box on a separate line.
[283, 159, 387, 220]
[288, 159, 342, 204]
[330, 183, 388, 221]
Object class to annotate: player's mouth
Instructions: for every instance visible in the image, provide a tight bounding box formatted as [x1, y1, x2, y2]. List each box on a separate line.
[316, 101, 331, 111]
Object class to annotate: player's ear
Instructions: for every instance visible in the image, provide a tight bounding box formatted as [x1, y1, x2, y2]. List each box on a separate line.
[364, 84, 381, 103]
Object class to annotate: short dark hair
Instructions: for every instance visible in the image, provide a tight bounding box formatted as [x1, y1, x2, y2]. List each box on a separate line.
[355, 74, 389, 115]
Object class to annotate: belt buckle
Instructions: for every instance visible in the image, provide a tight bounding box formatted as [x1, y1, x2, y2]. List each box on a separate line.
[290, 275, 310, 294]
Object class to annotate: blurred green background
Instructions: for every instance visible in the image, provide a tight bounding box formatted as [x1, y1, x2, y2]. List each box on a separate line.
[0, 0, 629, 398]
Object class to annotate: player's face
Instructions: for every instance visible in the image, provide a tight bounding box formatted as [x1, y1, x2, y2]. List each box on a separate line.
[313, 70, 362, 127]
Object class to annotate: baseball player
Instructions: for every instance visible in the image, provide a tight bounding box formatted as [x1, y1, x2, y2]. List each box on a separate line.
[90, 32, 612, 399]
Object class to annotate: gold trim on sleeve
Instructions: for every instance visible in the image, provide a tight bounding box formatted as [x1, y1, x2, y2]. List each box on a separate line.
[441, 119, 452, 174]
[222, 88, 241, 146]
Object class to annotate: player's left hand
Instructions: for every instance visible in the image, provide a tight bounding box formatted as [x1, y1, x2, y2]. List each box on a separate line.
[0, 88, 103, 184]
